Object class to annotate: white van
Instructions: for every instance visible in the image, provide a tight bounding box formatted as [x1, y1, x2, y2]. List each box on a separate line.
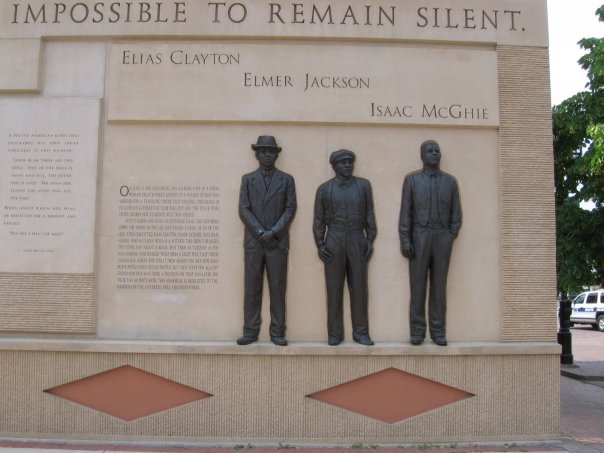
[570, 290, 604, 332]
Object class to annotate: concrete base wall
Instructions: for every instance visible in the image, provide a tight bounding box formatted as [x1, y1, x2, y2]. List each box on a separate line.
[0, 341, 560, 444]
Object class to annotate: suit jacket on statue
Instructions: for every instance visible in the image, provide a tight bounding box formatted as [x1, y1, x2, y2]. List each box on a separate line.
[399, 169, 462, 245]
[239, 168, 297, 250]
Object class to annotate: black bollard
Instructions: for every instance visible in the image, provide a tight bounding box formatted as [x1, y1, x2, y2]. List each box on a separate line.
[557, 294, 574, 365]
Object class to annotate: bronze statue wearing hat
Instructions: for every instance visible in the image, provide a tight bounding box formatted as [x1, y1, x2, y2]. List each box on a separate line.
[237, 135, 297, 346]
[313, 149, 377, 346]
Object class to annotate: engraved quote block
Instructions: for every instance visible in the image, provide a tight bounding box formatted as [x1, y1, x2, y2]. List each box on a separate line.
[0, 98, 100, 273]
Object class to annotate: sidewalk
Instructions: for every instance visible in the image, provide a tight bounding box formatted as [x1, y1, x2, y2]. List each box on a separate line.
[560, 358, 604, 453]
[557, 325, 604, 453]
[561, 361, 604, 389]
[0, 442, 570, 453]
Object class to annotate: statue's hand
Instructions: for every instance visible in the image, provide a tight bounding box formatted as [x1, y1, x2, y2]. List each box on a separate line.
[318, 245, 333, 263]
[259, 230, 276, 247]
[401, 242, 414, 259]
[265, 238, 278, 249]
[364, 241, 374, 261]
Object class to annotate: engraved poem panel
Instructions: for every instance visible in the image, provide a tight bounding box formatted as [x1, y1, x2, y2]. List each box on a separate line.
[0, 98, 100, 273]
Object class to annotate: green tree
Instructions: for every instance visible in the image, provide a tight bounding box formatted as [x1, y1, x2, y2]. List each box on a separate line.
[553, 5, 604, 294]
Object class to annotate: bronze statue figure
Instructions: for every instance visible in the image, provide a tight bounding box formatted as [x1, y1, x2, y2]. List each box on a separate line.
[399, 140, 462, 346]
[237, 135, 297, 346]
[313, 149, 377, 346]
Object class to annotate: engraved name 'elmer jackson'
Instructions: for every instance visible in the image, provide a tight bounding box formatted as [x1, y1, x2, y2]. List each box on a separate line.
[243, 73, 370, 91]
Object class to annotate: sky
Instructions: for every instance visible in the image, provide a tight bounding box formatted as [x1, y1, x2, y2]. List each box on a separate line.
[548, 0, 604, 106]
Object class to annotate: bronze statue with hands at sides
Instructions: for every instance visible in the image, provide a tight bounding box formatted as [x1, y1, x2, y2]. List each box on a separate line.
[313, 149, 377, 346]
[399, 140, 462, 346]
[237, 135, 297, 346]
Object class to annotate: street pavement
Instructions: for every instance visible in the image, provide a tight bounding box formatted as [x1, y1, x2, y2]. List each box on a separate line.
[0, 328, 602, 453]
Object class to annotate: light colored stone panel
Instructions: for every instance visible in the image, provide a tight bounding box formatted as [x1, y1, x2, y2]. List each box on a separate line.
[107, 42, 499, 126]
[43, 41, 107, 97]
[0, 350, 559, 442]
[0, 39, 41, 92]
[0, 97, 101, 274]
[0, 0, 547, 47]
[497, 46, 557, 342]
[97, 124, 501, 343]
[0, 273, 94, 334]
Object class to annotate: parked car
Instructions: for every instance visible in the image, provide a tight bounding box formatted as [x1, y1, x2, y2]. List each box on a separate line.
[570, 290, 604, 331]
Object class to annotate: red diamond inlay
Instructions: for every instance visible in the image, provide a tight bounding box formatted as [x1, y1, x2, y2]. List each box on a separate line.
[307, 367, 474, 423]
[45, 365, 212, 421]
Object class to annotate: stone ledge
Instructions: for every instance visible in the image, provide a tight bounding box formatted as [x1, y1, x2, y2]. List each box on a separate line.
[0, 338, 561, 356]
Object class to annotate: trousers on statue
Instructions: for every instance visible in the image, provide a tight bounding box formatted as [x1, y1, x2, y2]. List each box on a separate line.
[408, 226, 454, 339]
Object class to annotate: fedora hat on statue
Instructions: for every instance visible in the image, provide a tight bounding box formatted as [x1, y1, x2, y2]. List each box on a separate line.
[251, 135, 282, 152]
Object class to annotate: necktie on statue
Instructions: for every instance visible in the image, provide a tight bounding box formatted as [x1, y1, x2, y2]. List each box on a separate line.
[429, 174, 440, 225]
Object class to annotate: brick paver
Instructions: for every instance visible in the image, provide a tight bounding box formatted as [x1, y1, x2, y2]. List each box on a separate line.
[561, 377, 604, 445]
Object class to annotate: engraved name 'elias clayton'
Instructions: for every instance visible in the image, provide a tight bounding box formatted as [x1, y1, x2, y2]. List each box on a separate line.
[243, 73, 370, 91]
[121, 50, 240, 65]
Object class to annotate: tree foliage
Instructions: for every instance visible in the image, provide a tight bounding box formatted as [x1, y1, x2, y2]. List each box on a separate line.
[553, 5, 604, 294]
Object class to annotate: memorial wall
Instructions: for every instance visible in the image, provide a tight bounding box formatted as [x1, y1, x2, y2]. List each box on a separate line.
[0, 0, 560, 444]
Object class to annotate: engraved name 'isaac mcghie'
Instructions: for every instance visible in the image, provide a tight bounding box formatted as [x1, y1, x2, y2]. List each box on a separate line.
[371, 102, 489, 120]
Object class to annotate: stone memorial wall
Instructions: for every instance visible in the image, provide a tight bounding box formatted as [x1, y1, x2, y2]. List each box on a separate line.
[0, 0, 559, 445]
